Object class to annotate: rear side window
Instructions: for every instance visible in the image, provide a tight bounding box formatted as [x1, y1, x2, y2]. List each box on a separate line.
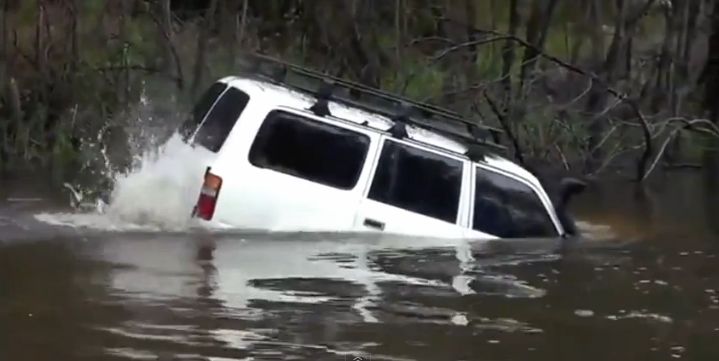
[248, 110, 370, 190]
[473, 168, 558, 238]
[368, 140, 463, 223]
[193, 87, 250, 152]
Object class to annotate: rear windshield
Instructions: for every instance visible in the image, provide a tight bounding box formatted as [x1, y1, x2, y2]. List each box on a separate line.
[180, 82, 227, 139]
[193, 88, 250, 152]
[181, 83, 250, 152]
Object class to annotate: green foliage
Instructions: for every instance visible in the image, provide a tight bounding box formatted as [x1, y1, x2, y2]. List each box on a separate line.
[475, 47, 504, 80]
[382, 58, 446, 100]
[1, 0, 717, 181]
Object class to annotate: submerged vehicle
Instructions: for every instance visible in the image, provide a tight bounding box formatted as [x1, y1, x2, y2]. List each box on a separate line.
[181, 54, 583, 239]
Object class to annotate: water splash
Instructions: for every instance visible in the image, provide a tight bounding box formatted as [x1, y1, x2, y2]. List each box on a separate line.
[36, 132, 216, 231]
[103, 133, 216, 230]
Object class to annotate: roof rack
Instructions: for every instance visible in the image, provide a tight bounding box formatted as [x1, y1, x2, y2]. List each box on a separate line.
[235, 52, 507, 153]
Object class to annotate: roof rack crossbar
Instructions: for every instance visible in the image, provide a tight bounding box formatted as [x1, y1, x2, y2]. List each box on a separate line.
[237, 52, 507, 152]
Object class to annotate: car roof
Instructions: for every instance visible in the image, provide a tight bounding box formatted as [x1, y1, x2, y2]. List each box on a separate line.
[219, 76, 541, 185]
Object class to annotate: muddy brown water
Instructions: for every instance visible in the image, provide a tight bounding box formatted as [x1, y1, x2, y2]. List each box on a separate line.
[1, 170, 718, 361]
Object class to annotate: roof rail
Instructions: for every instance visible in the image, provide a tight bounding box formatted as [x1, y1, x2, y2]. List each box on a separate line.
[236, 52, 507, 153]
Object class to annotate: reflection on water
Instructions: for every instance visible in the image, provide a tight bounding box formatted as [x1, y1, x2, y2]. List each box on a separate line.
[1, 170, 719, 360]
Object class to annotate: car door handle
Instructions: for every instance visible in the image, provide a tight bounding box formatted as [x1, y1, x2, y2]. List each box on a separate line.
[363, 218, 385, 230]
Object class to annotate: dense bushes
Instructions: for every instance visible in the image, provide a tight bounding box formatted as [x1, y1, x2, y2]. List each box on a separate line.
[1, 0, 718, 183]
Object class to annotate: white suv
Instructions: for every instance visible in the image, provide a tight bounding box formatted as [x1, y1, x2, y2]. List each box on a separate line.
[182, 56, 582, 239]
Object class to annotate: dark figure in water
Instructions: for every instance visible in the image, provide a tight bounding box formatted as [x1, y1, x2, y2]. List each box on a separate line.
[554, 178, 588, 237]
[525, 163, 588, 238]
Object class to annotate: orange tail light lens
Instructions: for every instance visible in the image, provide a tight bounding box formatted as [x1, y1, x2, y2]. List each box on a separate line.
[194, 168, 223, 220]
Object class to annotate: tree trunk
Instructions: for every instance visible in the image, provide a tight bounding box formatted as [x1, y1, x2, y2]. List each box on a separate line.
[518, 0, 559, 96]
[238, 0, 248, 47]
[570, 0, 596, 64]
[70, 0, 79, 75]
[652, 2, 675, 113]
[501, 0, 520, 100]
[683, 0, 702, 68]
[220, 0, 241, 69]
[117, 0, 129, 103]
[191, 0, 219, 98]
[500, 0, 520, 148]
[1, 0, 7, 86]
[701, 1, 719, 213]
[585, 0, 628, 172]
[395, 0, 403, 68]
[345, 1, 382, 87]
[704, 0, 719, 123]
[159, 0, 184, 90]
[702, 141, 719, 235]
[676, 0, 691, 70]
[35, 0, 45, 78]
[0, 1, 8, 163]
[441, 0, 477, 106]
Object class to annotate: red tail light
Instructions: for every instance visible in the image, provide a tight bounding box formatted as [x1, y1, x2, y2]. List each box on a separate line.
[193, 169, 223, 220]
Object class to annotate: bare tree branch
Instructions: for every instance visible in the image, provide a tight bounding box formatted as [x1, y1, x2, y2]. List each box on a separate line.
[482, 90, 525, 165]
[433, 23, 655, 181]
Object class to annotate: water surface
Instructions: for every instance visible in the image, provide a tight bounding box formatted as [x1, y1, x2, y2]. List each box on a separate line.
[1, 169, 718, 361]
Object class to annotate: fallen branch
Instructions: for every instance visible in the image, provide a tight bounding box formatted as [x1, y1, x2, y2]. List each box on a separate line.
[430, 36, 512, 62]
[555, 77, 594, 111]
[409, 36, 455, 46]
[642, 118, 719, 181]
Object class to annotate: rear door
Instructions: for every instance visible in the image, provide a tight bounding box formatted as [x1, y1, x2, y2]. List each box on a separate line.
[354, 136, 470, 237]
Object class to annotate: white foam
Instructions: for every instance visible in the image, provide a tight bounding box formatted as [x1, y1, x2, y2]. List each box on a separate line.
[103, 133, 215, 230]
[35, 132, 216, 232]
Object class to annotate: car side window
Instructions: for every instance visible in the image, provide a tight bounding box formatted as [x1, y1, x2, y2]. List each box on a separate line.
[248, 110, 371, 190]
[368, 140, 463, 223]
[473, 167, 558, 238]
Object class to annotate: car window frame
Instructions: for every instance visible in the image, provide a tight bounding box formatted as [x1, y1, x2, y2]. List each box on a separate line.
[363, 136, 471, 225]
[246, 108, 375, 191]
[469, 163, 563, 237]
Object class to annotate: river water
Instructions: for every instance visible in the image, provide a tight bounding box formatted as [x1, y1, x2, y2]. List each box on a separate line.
[1, 150, 718, 360]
